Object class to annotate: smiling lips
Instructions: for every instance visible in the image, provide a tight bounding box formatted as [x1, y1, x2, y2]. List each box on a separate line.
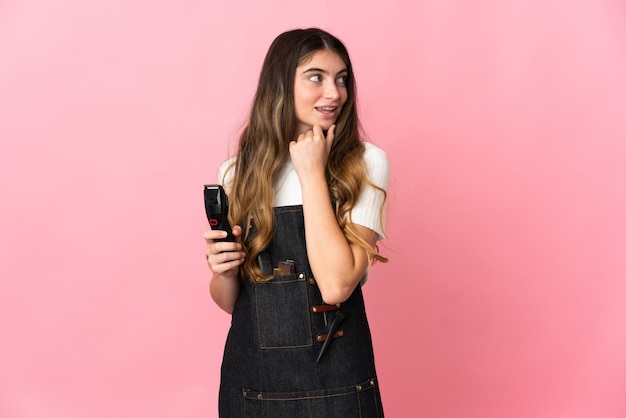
[316, 106, 339, 118]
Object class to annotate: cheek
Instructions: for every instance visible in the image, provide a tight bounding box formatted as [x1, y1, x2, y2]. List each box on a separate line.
[294, 96, 308, 117]
[293, 90, 304, 112]
[295, 90, 317, 112]
[340, 90, 349, 106]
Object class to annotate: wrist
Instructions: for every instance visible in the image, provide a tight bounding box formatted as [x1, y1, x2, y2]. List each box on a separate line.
[299, 171, 328, 193]
[212, 270, 240, 282]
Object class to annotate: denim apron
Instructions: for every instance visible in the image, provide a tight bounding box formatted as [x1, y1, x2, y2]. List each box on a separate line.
[218, 205, 384, 417]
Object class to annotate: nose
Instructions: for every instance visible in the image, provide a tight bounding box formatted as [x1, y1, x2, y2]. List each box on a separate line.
[324, 80, 340, 100]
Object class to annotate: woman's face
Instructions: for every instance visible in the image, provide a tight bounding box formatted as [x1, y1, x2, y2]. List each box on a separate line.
[293, 50, 348, 136]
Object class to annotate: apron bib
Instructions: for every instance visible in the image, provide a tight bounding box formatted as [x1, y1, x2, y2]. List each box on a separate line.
[218, 206, 384, 417]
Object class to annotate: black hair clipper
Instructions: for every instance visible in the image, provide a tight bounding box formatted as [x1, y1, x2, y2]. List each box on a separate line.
[204, 184, 236, 242]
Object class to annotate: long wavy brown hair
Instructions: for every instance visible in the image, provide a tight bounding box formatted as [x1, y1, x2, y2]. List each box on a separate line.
[225, 28, 387, 282]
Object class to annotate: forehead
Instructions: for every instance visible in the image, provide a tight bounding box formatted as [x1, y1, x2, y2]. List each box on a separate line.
[297, 50, 347, 71]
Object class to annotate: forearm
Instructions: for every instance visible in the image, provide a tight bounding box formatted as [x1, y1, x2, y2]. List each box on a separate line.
[205, 226, 246, 314]
[301, 174, 369, 305]
[210, 273, 241, 314]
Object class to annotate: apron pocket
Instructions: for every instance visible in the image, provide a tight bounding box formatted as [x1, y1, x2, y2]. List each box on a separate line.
[242, 378, 380, 418]
[254, 273, 313, 349]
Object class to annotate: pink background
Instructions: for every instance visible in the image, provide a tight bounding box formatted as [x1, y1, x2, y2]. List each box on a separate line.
[2, 1, 626, 417]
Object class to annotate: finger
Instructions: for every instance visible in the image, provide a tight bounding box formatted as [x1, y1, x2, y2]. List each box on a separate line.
[205, 224, 244, 245]
[204, 229, 228, 242]
[326, 124, 336, 150]
[206, 249, 245, 270]
[224, 257, 245, 272]
[231, 224, 244, 240]
[208, 258, 245, 275]
[312, 124, 324, 140]
[223, 252, 235, 263]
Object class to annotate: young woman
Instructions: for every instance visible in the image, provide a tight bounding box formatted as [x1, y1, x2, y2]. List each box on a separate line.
[204, 28, 389, 417]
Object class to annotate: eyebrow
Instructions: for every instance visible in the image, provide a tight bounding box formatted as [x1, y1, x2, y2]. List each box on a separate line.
[302, 67, 348, 75]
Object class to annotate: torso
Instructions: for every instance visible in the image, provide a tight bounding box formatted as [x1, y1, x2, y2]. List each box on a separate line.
[218, 206, 384, 417]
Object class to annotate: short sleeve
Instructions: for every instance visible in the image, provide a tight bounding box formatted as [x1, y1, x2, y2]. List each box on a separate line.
[350, 142, 389, 240]
[217, 157, 236, 193]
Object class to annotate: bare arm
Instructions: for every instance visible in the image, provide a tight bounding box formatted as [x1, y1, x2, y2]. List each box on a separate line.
[205, 225, 246, 314]
[290, 125, 378, 305]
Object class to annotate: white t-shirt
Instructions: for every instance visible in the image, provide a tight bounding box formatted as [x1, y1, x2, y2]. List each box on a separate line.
[218, 141, 389, 239]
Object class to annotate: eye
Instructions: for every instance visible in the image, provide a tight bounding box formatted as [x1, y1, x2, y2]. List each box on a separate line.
[336, 75, 347, 86]
[308, 74, 322, 82]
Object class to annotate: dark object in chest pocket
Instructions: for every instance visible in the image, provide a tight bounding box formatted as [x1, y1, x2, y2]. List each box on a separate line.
[254, 273, 313, 349]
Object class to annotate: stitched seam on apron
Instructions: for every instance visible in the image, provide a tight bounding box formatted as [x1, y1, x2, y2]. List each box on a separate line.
[242, 384, 376, 401]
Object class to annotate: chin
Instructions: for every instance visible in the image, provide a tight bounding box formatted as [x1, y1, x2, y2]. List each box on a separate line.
[319, 121, 335, 130]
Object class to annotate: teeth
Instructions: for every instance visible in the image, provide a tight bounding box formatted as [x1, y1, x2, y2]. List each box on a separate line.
[318, 107, 335, 111]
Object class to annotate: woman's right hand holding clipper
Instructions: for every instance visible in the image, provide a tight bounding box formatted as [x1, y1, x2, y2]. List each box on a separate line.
[205, 225, 245, 313]
[204, 225, 246, 276]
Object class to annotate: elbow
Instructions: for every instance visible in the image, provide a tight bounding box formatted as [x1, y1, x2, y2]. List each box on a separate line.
[209, 277, 238, 314]
[216, 299, 235, 314]
[316, 266, 368, 305]
[318, 280, 358, 305]
[210, 291, 235, 314]
[321, 292, 349, 306]
[222, 305, 235, 315]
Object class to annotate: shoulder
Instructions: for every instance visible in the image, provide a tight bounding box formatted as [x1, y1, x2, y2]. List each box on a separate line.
[363, 141, 387, 162]
[218, 157, 237, 191]
[350, 142, 389, 239]
[362, 142, 389, 187]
